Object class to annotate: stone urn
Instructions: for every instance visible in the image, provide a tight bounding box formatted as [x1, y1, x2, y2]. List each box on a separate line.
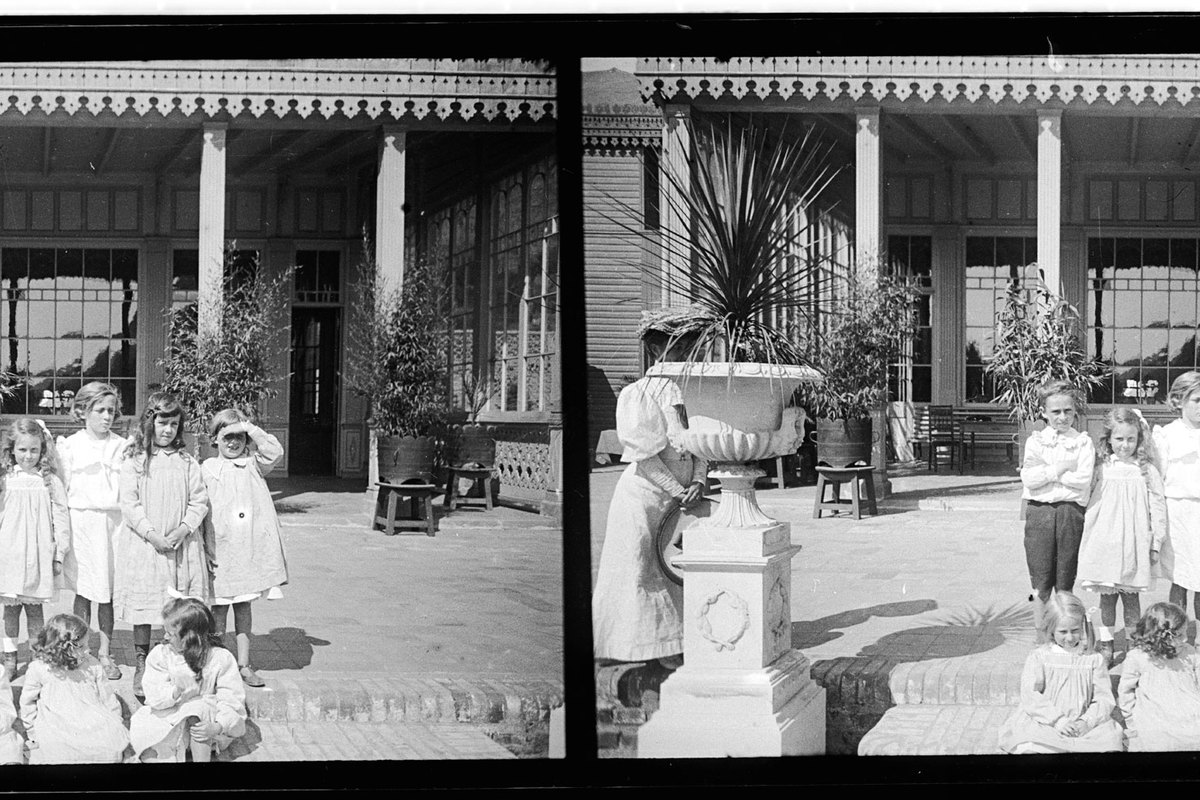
[637, 361, 827, 758]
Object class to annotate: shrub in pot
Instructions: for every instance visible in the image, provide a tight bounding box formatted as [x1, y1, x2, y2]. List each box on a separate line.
[800, 269, 919, 468]
[345, 237, 448, 486]
[984, 287, 1108, 454]
[158, 245, 293, 452]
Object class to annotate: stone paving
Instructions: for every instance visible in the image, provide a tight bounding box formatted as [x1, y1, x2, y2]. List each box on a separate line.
[590, 461, 1179, 756]
[13, 477, 564, 761]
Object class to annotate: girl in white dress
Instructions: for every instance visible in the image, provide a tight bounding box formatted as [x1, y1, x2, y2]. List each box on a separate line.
[56, 382, 126, 681]
[19, 613, 129, 764]
[129, 598, 246, 763]
[1118, 601, 1200, 751]
[1153, 371, 1200, 633]
[0, 419, 69, 681]
[998, 591, 1124, 754]
[201, 409, 289, 688]
[592, 333, 707, 666]
[1077, 407, 1166, 666]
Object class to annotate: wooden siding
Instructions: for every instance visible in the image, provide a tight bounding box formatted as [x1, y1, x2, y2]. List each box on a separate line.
[584, 149, 653, 450]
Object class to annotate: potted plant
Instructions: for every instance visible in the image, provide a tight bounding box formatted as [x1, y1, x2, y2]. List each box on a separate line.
[801, 268, 920, 468]
[345, 236, 448, 486]
[450, 364, 498, 498]
[984, 286, 1108, 440]
[601, 118, 836, 518]
[158, 246, 294, 451]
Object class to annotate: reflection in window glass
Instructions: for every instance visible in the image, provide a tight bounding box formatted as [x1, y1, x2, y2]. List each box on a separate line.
[1089, 237, 1200, 405]
[963, 236, 1039, 403]
[0, 248, 137, 414]
[887, 235, 933, 404]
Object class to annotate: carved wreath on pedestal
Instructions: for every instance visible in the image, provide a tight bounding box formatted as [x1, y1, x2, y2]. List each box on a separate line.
[696, 588, 751, 652]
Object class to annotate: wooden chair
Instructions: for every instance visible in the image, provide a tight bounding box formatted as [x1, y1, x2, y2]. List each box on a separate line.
[913, 405, 958, 472]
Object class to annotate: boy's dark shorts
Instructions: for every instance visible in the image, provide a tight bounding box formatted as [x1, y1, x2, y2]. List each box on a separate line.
[1024, 500, 1085, 595]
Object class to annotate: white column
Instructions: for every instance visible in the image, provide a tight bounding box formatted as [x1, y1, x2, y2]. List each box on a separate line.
[198, 122, 227, 342]
[855, 109, 883, 270]
[368, 126, 408, 493]
[376, 126, 407, 295]
[660, 105, 691, 308]
[855, 109, 890, 497]
[1038, 110, 1063, 298]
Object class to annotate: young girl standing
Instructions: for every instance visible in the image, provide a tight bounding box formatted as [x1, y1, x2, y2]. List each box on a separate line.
[0, 418, 70, 680]
[129, 598, 246, 763]
[1153, 371, 1200, 632]
[1076, 407, 1167, 666]
[19, 613, 129, 764]
[997, 591, 1124, 754]
[201, 409, 289, 688]
[1117, 601, 1200, 751]
[56, 382, 126, 681]
[115, 393, 209, 701]
[1019, 380, 1096, 640]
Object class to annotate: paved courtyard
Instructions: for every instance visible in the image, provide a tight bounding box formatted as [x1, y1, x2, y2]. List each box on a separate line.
[18, 477, 564, 763]
[591, 460, 1182, 760]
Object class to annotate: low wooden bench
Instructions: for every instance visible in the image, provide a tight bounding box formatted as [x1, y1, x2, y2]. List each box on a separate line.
[953, 411, 1018, 472]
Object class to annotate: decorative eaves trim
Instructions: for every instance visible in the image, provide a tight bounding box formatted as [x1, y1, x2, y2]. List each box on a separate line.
[638, 56, 1200, 109]
[0, 60, 556, 122]
[583, 112, 661, 147]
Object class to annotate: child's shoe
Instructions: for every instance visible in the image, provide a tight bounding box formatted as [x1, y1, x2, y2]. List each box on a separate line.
[98, 655, 121, 681]
[239, 665, 265, 688]
[2, 652, 17, 681]
[1097, 641, 1114, 668]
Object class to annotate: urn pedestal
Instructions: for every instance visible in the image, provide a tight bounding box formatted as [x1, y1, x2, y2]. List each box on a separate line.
[637, 362, 826, 758]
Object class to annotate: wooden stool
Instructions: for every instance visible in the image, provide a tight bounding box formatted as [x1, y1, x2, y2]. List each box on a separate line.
[374, 482, 437, 536]
[813, 465, 878, 520]
[444, 466, 494, 511]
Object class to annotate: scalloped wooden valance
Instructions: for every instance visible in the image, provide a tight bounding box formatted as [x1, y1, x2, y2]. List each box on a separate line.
[0, 59, 556, 123]
[638, 56, 1200, 111]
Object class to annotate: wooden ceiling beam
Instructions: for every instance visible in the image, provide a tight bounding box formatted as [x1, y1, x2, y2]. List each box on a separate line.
[889, 114, 953, 162]
[93, 128, 121, 175]
[1004, 115, 1036, 161]
[942, 117, 995, 165]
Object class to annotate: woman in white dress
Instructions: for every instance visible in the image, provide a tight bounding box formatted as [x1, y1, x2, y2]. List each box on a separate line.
[592, 331, 707, 667]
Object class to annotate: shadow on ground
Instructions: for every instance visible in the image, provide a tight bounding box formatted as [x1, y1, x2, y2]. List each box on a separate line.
[267, 477, 370, 503]
[890, 478, 1022, 506]
[218, 627, 332, 671]
[791, 599, 939, 650]
[218, 719, 262, 762]
[811, 602, 1033, 754]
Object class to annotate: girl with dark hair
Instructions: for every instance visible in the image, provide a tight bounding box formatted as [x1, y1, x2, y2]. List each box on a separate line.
[0, 418, 70, 680]
[19, 613, 129, 763]
[129, 598, 246, 763]
[114, 393, 210, 701]
[1118, 601, 1200, 751]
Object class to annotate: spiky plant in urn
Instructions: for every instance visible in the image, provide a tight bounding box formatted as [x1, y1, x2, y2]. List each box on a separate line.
[603, 117, 839, 757]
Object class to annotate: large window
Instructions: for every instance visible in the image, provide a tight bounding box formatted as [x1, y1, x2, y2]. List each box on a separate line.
[888, 235, 933, 403]
[429, 198, 479, 413]
[964, 236, 1040, 403]
[0, 247, 137, 414]
[1088, 237, 1199, 405]
[488, 155, 558, 414]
